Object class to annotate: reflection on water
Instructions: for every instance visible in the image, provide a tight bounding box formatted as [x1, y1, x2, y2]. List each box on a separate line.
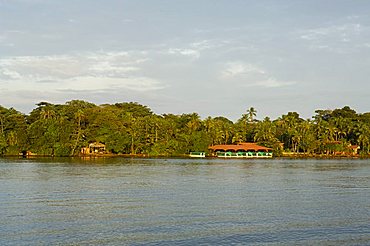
[0, 158, 370, 245]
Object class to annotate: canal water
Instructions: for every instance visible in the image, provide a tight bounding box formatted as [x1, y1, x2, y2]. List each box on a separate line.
[0, 158, 369, 245]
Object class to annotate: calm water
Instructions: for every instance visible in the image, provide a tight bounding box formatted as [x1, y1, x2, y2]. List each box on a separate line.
[0, 158, 369, 245]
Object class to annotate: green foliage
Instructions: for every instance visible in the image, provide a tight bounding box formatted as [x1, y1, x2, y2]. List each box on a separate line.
[0, 134, 7, 155]
[0, 106, 28, 155]
[0, 102, 369, 157]
[114, 102, 153, 118]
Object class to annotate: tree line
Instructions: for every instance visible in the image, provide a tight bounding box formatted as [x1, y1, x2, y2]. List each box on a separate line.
[0, 100, 369, 157]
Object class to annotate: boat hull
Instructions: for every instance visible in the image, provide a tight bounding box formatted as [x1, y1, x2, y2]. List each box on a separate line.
[189, 152, 206, 158]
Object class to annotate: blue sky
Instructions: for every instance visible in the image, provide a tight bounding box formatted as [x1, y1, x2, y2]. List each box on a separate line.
[1, 0, 370, 120]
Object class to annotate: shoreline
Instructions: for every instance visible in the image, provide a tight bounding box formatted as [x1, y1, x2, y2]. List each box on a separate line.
[1, 153, 369, 159]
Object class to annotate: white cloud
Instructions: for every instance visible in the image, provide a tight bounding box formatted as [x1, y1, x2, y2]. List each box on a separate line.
[190, 39, 227, 50]
[221, 62, 265, 79]
[250, 78, 296, 88]
[299, 23, 366, 53]
[297, 22, 370, 54]
[300, 23, 362, 41]
[167, 39, 230, 60]
[220, 62, 295, 88]
[88, 62, 139, 75]
[0, 51, 165, 92]
[62, 76, 164, 92]
[168, 48, 200, 59]
[0, 68, 22, 80]
[190, 40, 212, 49]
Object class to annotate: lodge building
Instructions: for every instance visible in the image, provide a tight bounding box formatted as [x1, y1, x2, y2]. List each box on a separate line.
[209, 142, 273, 158]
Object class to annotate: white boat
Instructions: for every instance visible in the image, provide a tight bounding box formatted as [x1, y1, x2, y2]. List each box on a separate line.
[189, 152, 206, 158]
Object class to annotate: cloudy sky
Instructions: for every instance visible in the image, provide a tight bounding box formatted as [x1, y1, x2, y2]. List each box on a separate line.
[1, 0, 370, 120]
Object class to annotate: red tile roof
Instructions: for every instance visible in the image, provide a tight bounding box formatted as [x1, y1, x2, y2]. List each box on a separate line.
[209, 142, 272, 152]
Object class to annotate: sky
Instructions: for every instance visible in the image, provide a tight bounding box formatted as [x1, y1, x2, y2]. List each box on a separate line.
[1, 0, 370, 121]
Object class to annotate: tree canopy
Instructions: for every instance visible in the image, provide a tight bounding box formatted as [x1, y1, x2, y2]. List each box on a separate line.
[0, 102, 369, 157]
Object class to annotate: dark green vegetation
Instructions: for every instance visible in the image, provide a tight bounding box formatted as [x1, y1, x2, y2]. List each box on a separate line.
[0, 101, 369, 157]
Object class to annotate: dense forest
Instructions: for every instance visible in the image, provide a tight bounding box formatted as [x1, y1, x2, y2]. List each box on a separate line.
[0, 100, 370, 157]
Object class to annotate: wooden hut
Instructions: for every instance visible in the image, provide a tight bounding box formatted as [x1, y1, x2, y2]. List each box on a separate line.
[81, 142, 106, 155]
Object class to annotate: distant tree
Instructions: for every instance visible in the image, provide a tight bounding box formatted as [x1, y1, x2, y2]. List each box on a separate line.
[254, 117, 276, 143]
[313, 109, 332, 122]
[114, 102, 153, 118]
[275, 112, 304, 152]
[298, 120, 317, 154]
[0, 106, 28, 155]
[356, 122, 370, 154]
[331, 106, 357, 119]
[247, 107, 257, 123]
[2, 100, 370, 157]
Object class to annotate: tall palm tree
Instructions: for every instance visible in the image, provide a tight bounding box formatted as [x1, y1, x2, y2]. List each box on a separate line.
[186, 113, 201, 133]
[247, 107, 257, 123]
[254, 117, 276, 143]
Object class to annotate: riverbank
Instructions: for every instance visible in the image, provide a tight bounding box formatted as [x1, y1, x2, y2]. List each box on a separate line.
[281, 152, 369, 159]
[2, 152, 369, 159]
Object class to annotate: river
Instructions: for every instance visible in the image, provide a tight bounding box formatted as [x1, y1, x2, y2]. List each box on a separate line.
[0, 158, 369, 245]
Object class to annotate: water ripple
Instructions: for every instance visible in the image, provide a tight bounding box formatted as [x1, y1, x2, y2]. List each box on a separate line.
[0, 158, 369, 245]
